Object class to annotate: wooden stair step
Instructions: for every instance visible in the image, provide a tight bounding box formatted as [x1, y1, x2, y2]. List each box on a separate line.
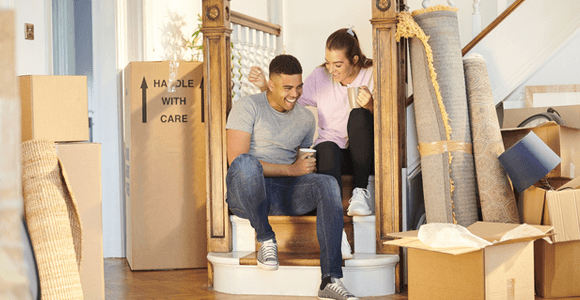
[239, 252, 345, 267]
[262, 216, 353, 253]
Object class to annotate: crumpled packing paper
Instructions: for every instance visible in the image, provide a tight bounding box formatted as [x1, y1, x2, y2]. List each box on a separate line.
[418, 223, 546, 248]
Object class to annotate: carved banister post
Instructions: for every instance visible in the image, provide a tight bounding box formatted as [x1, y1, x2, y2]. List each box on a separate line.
[371, 0, 406, 292]
[202, 0, 233, 254]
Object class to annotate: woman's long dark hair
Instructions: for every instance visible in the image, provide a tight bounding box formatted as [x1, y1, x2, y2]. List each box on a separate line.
[323, 28, 373, 69]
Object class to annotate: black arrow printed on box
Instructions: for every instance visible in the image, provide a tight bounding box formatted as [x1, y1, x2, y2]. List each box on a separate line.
[141, 77, 148, 123]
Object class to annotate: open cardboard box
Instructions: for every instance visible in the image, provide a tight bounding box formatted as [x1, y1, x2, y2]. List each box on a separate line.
[500, 105, 580, 129]
[386, 222, 552, 300]
[518, 178, 571, 226]
[533, 177, 580, 298]
[501, 121, 580, 179]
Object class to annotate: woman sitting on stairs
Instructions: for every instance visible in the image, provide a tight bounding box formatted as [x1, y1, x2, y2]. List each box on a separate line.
[249, 27, 376, 259]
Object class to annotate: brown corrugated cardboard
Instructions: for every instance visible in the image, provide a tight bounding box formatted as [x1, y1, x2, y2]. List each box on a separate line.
[534, 239, 580, 298]
[501, 105, 580, 129]
[524, 177, 580, 298]
[501, 121, 580, 179]
[518, 178, 570, 226]
[19, 75, 89, 142]
[124, 61, 207, 270]
[546, 189, 580, 242]
[386, 222, 552, 300]
[55, 142, 103, 300]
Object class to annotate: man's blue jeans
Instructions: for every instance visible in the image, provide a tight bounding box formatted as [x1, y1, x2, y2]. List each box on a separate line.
[226, 153, 344, 279]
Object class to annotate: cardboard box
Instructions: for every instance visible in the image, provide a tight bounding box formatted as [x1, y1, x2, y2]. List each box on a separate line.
[501, 121, 580, 179]
[546, 189, 580, 243]
[522, 177, 580, 298]
[19, 75, 89, 142]
[55, 142, 103, 300]
[124, 61, 207, 270]
[534, 239, 580, 299]
[518, 178, 570, 226]
[386, 222, 552, 300]
[501, 105, 580, 129]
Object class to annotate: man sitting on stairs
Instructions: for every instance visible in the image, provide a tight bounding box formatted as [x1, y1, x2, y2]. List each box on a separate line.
[225, 54, 360, 300]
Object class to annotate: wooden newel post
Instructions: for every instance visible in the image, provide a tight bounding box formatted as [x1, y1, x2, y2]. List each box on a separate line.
[202, 0, 233, 255]
[371, 0, 407, 292]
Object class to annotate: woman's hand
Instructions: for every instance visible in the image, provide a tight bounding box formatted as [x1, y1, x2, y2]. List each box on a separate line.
[249, 66, 268, 92]
[357, 86, 373, 113]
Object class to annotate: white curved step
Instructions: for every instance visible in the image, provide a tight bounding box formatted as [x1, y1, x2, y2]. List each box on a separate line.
[207, 251, 399, 297]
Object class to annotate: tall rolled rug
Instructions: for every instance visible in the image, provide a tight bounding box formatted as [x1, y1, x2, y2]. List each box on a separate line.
[397, 6, 478, 226]
[464, 53, 520, 223]
[21, 140, 83, 300]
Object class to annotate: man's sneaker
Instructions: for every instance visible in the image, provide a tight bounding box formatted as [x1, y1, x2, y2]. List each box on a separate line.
[347, 188, 372, 216]
[341, 230, 353, 260]
[318, 277, 360, 300]
[257, 238, 278, 271]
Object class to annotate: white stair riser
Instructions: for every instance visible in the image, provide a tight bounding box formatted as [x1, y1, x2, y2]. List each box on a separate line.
[208, 252, 399, 297]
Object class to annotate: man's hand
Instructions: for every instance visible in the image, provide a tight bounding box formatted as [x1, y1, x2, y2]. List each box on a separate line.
[249, 66, 268, 92]
[289, 153, 317, 176]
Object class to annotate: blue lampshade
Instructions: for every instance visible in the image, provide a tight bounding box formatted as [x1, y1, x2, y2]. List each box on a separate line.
[498, 131, 561, 193]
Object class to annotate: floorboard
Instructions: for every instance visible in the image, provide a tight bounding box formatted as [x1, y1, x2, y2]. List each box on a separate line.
[105, 258, 551, 299]
[104, 258, 408, 299]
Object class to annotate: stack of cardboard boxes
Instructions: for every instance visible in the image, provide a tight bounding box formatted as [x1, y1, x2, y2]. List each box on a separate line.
[19, 75, 104, 300]
[501, 105, 580, 299]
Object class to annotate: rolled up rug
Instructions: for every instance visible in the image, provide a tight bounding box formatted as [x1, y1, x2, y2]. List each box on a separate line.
[464, 53, 520, 223]
[21, 139, 83, 299]
[397, 5, 479, 226]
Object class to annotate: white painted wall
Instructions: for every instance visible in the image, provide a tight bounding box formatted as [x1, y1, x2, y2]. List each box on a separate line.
[231, 0, 268, 21]
[13, 0, 52, 76]
[144, 0, 203, 61]
[503, 27, 580, 108]
[282, 0, 372, 77]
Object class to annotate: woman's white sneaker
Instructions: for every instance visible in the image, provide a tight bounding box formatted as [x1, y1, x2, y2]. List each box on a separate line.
[347, 188, 372, 216]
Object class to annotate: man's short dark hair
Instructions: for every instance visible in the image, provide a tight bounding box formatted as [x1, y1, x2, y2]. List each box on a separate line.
[269, 54, 302, 76]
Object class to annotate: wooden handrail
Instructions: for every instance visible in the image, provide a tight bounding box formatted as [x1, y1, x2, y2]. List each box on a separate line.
[461, 0, 526, 56]
[230, 11, 281, 36]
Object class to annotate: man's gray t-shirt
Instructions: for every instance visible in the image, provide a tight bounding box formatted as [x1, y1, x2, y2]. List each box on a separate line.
[226, 92, 315, 165]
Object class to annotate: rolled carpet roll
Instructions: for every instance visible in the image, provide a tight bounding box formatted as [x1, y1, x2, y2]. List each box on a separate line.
[464, 53, 520, 223]
[22, 140, 83, 300]
[397, 6, 479, 226]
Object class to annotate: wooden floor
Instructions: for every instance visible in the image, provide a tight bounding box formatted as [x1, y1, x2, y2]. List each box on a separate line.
[104, 258, 408, 299]
[105, 258, 553, 299]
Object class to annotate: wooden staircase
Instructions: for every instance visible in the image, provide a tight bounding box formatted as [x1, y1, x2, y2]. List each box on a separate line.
[238, 215, 354, 268]
[207, 175, 399, 297]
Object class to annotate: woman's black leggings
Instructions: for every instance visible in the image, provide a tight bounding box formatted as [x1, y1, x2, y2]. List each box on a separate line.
[314, 108, 374, 196]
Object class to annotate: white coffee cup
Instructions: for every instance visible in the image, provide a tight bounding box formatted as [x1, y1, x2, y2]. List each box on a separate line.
[299, 148, 317, 159]
[347, 87, 361, 109]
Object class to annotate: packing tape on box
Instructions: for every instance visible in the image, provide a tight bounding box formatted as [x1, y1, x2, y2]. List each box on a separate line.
[507, 279, 515, 300]
[167, 61, 180, 93]
[418, 140, 473, 157]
